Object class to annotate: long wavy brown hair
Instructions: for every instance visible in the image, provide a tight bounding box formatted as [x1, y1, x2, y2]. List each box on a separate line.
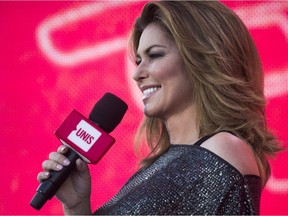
[129, 1, 282, 185]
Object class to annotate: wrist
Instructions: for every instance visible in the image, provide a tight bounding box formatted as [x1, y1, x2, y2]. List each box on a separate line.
[63, 199, 92, 215]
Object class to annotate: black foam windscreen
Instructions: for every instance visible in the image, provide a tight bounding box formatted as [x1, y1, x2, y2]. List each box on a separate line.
[89, 93, 128, 133]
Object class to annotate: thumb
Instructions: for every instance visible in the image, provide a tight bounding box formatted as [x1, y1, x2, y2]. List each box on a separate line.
[75, 158, 91, 181]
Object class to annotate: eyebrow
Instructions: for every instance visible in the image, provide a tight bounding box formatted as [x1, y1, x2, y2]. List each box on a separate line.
[136, 44, 167, 58]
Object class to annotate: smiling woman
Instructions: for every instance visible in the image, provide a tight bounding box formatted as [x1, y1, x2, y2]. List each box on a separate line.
[36, 1, 283, 215]
[132, 23, 194, 122]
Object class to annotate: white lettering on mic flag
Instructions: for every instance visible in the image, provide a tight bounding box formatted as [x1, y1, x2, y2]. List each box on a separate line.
[68, 120, 101, 152]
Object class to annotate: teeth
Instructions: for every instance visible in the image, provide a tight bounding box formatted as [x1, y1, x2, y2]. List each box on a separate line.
[143, 87, 160, 96]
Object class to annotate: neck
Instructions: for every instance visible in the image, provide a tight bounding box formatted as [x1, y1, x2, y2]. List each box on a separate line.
[164, 106, 199, 145]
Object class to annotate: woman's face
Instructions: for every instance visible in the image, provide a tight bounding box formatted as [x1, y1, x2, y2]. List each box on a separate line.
[133, 23, 194, 121]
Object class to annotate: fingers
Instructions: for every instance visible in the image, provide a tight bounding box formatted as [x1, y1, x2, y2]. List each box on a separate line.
[57, 145, 69, 154]
[42, 152, 69, 170]
[37, 145, 71, 183]
[37, 171, 50, 182]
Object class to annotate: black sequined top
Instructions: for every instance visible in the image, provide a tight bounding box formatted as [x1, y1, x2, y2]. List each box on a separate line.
[95, 135, 262, 215]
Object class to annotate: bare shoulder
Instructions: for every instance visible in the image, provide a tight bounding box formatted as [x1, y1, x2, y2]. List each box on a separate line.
[200, 132, 260, 176]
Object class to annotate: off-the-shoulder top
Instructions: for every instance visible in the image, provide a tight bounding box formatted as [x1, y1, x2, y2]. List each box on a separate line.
[95, 134, 261, 215]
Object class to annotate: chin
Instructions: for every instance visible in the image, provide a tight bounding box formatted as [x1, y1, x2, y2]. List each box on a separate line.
[144, 106, 151, 117]
[144, 106, 155, 118]
[144, 106, 163, 119]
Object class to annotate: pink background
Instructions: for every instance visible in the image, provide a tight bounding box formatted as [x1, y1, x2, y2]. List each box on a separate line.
[0, 1, 287, 214]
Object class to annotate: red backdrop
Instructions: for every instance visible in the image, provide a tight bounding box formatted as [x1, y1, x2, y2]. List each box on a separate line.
[0, 1, 287, 215]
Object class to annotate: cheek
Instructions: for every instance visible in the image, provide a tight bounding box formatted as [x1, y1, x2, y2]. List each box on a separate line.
[172, 70, 194, 99]
[150, 54, 188, 83]
[152, 64, 176, 81]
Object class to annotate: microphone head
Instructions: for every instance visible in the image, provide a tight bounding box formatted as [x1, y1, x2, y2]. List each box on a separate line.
[89, 93, 128, 133]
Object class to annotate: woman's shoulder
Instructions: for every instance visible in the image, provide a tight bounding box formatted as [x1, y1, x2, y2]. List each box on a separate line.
[200, 132, 260, 177]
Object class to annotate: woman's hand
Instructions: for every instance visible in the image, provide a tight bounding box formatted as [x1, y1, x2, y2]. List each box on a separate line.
[37, 145, 92, 214]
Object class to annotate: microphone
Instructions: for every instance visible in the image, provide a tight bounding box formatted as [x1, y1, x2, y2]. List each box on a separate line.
[30, 93, 128, 210]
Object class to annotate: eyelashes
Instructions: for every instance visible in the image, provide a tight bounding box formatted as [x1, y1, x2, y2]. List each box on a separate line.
[135, 58, 141, 66]
[135, 53, 164, 66]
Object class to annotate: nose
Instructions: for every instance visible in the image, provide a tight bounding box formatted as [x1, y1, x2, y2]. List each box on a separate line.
[132, 62, 149, 82]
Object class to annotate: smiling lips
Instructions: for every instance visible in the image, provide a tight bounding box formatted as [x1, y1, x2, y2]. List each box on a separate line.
[142, 86, 161, 100]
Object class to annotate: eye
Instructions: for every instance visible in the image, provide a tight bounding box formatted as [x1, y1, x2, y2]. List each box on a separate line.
[134, 52, 164, 66]
[148, 53, 164, 59]
[135, 57, 142, 66]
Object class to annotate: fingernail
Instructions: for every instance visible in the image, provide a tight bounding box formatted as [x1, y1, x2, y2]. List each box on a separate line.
[63, 159, 70, 166]
[61, 146, 67, 152]
[44, 172, 50, 176]
[56, 164, 63, 170]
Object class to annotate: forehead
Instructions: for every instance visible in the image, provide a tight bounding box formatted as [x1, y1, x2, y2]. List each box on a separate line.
[137, 23, 173, 52]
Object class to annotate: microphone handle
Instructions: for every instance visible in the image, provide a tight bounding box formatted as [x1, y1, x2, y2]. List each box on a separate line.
[30, 148, 79, 210]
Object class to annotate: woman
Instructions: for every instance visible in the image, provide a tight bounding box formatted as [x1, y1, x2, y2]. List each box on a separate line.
[37, 1, 281, 214]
